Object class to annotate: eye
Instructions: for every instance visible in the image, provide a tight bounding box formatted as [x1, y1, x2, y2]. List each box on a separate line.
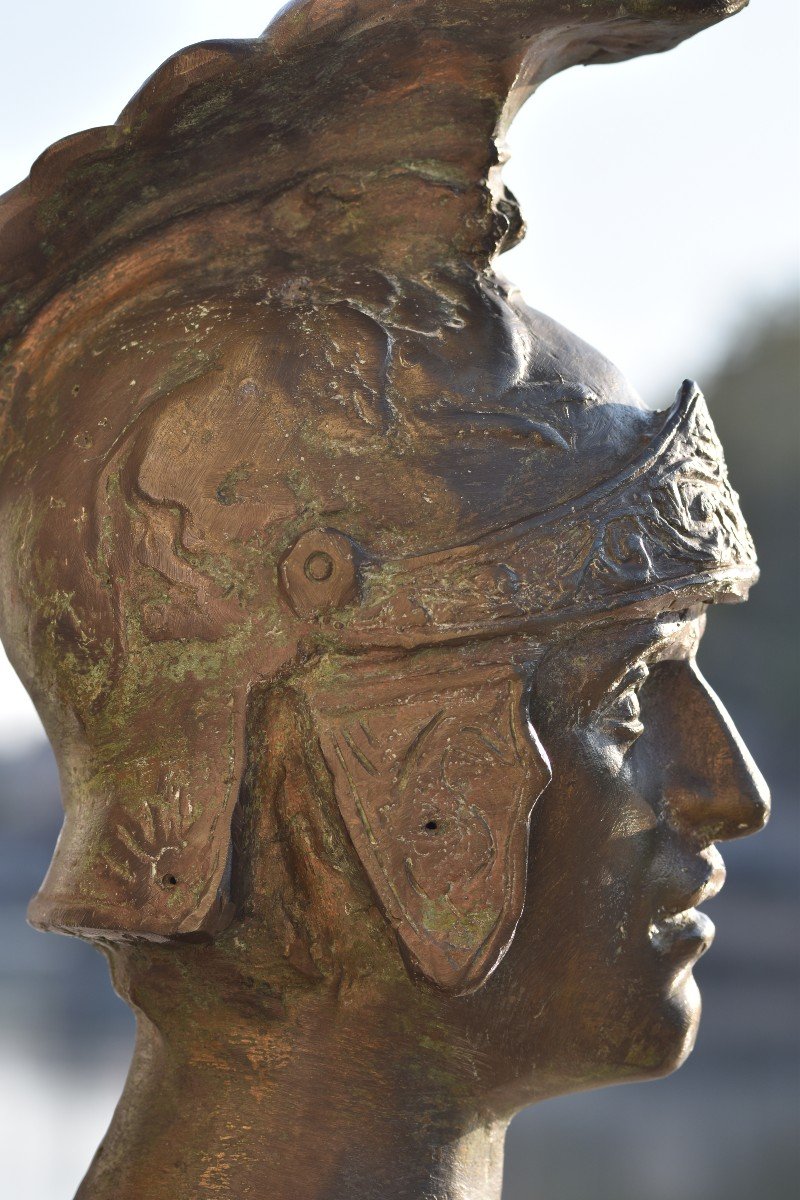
[596, 662, 649, 746]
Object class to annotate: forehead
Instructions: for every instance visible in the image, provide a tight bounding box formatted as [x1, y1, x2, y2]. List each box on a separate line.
[590, 609, 707, 663]
[532, 607, 708, 700]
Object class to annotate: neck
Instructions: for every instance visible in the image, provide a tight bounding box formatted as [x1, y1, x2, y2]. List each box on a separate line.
[77, 962, 507, 1200]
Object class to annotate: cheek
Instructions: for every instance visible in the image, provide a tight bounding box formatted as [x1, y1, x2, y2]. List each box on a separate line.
[587, 745, 662, 923]
[526, 733, 658, 925]
[493, 729, 672, 1041]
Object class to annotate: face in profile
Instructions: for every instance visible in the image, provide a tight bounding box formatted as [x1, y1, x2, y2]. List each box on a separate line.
[459, 606, 769, 1110]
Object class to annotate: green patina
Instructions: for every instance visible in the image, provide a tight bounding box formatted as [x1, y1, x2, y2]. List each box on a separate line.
[418, 894, 500, 948]
[214, 462, 255, 506]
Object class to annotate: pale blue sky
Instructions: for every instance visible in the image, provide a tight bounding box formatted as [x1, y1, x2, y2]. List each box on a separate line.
[0, 0, 797, 746]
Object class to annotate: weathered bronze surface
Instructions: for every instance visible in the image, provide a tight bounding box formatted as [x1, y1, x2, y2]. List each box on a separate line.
[0, 2, 770, 1197]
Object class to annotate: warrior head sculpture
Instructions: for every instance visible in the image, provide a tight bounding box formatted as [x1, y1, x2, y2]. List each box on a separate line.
[0, 2, 769, 1197]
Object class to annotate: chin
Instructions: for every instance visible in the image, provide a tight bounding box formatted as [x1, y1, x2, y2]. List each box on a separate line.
[620, 968, 703, 1082]
[495, 972, 704, 1109]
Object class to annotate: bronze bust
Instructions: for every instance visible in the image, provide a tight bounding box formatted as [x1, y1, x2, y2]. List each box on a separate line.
[0, 3, 769, 1197]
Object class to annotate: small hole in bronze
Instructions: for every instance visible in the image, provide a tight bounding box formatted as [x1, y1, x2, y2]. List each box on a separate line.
[304, 551, 335, 582]
[424, 820, 438, 832]
[162, 873, 178, 888]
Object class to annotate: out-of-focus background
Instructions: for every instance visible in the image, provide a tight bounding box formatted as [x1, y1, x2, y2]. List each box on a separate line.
[0, 3, 797, 1198]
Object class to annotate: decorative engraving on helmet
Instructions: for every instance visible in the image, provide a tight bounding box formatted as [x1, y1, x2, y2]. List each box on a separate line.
[106, 778, 193, 898]
[342, 383, 759, 647]
[570, 385, 756, 604]
[307, 662, 551, 992]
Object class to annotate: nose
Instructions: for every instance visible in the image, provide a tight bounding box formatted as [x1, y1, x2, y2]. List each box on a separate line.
[653, 660, 771, 843]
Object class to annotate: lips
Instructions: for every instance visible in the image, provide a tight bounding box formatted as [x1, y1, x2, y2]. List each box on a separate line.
[649, 847, 726, 960]
[675, 850, 726, 911]
[649, 908, 716, 960]
[656, 845, 726, 913]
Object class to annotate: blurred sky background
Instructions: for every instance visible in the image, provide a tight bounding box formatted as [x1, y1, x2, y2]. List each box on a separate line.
[0, 3, 798, 1199]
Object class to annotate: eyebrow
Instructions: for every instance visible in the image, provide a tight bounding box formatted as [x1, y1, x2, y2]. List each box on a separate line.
[584, 611, 705, 702]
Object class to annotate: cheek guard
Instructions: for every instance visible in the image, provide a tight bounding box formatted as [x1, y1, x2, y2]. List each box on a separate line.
[300, 657, 552, 993]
